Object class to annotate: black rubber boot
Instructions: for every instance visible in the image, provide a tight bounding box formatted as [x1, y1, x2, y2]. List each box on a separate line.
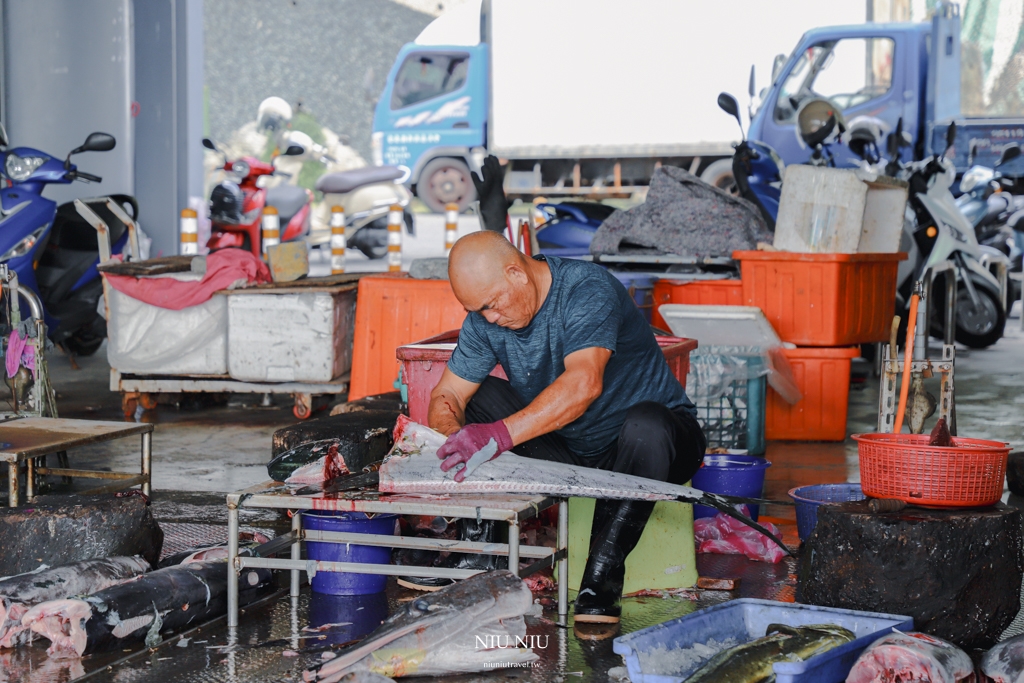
[397, 518, 508, 591]
[574, 500, 655, 624]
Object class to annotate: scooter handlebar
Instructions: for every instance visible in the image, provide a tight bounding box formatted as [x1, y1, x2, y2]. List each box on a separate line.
[71, 170, 102, 183]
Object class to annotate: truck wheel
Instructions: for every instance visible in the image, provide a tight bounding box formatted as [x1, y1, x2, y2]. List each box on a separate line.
[699, 159, 738, 195]
[417, 157, 476, 213]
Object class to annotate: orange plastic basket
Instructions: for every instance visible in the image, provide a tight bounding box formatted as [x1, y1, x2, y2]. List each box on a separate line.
[854, 433, 1010, 507]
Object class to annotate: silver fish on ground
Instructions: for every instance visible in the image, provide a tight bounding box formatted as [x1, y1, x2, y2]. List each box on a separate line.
[379, 417, 788, 553]
[0, 556, 150, 649]
[21, 560, 272, 657]
[982, 632, 1024, 683]
[846, 631, 975, 683]
[303, 570, 537, 682]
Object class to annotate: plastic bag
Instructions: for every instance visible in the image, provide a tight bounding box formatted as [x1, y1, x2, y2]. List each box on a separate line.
[694, 511, 786, 564]
[687, 346, 801, 405]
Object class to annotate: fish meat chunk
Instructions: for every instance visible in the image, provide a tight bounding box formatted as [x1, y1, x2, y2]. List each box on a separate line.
[980, 633, 1024, 683]
[846, 631, 975, 683]
[685, 624, 854, 682]
[21, 560, 273, 657]
[286, 442, 351, 486]
[304, 570, 537, 681]
[380, 417, 787, 553]
[695, 513, 787, 563]
[0, 556, 150, 649]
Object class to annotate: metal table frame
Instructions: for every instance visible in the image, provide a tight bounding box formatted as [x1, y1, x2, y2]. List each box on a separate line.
[226, 481, 569, 627]
[0, 417, 153, 507]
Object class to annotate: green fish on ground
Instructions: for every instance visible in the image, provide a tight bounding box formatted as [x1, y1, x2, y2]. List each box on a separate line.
[685, 623, 855, 683]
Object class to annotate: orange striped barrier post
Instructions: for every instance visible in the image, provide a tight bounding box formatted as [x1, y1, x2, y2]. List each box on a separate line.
[179, 208, 198, 255]
[261, 205, 280, 257]
[330, 205, 346, 274]
[387, 204, 403, 272]
[445, 203, 458, 256]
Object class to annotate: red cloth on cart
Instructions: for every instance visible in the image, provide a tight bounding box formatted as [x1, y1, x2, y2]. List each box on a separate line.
[102, 250, 271, 310]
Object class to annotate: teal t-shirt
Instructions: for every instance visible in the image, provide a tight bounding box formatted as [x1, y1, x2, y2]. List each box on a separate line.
[447, 256, 694, 458]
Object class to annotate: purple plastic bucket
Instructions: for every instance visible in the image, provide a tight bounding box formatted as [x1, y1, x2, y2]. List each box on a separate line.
[301, 511, 398, 595]
[691, 454, 771, 521]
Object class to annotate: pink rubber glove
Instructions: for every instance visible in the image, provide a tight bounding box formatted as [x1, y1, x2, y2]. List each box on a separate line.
[437, 421, 514, 483]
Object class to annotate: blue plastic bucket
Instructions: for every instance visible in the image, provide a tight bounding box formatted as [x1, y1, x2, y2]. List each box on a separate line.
[691, 454, 771, 521]
[789, 484, 865, 542]
[301, 511, 398, 595]
[308, 591, 390, 644]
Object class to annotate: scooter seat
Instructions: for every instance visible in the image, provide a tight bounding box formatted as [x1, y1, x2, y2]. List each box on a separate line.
[316, 166, 404, 195]
[265, 185, 309, 223]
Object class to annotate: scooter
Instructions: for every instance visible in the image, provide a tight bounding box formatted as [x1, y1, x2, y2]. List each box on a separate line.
[533, 202, 616, 253]
[716, 92, 783, 231]
[203, 138, 313, 257]
[883, 121, 1007, 348]
[313, 166, 414, 259]
[0, 127, 132, 355]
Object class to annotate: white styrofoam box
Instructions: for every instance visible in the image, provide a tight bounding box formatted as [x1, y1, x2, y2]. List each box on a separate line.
[226, 289, 357, 383]
[858, 176, 909, 253]
[774, 165, 868, 253]
[105, 272, 228, 376]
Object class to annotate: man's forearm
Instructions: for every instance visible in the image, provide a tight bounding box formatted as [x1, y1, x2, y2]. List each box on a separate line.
[503, 369, 600, 446]
[428, 390, 467, 436]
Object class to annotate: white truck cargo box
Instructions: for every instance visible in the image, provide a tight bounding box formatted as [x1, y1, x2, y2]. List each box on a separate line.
[105, 272, 228, 376]
[226, 287, 357, 383]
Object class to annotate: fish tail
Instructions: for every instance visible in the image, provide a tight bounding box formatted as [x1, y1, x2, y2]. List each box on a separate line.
[696, 494, 792, 556]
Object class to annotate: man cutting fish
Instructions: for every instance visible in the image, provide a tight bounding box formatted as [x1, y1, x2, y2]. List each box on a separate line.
[401, 158, 706, 627]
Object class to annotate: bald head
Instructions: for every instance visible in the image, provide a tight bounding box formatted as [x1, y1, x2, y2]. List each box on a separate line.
[447, 230, 550, 329]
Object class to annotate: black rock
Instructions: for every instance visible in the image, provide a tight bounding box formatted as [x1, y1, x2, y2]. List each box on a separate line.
[799, 501, 1023, 650]
[1007, 451, 1024, 496]
[268, 408, 400, 481]
[0, 493, 163, 576]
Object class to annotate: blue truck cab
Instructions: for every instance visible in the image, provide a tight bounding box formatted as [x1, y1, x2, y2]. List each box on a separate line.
[750, 5, 1024, 172]
[372, 43, 488, 212]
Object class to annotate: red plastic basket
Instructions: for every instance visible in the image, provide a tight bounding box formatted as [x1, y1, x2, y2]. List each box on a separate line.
[854, 433, 1010, 507]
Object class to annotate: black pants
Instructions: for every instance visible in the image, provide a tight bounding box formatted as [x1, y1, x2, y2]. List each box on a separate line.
[464, 376, 706, 487]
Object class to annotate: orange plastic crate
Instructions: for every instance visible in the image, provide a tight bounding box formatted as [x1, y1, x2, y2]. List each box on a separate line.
[766, 346, 859, 441]
[348, 275, 467, 400]
[652, 279, 743, 330]
[854, 433, 1010, 507]
[734, 251, 906, 346]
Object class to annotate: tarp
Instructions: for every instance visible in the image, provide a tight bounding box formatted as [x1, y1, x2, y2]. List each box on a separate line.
[589, 166, 772, 258]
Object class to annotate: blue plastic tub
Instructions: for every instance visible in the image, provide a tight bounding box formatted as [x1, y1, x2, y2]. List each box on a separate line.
[612, 598, 913, 683]
[691, 454, 771, 521]
[307, 591, 390, 644]
[789, 484, 866, 542]
[301, 511, 398, 595]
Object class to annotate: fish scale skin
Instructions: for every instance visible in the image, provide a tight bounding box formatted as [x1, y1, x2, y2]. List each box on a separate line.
[21, 561, 272, 657]
[0, 557, 150, 650]
[684, 624, 854, 683]
[982, 633, 1024, 683]
[305, 570, 536, 681]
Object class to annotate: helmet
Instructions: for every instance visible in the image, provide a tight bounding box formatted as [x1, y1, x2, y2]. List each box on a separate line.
[283, 130, 313, 155]
[844, 116, 888, 163]
[210, 180, 245, 224]
[257, 97, 293, 133]
[795, 98, 847, 149]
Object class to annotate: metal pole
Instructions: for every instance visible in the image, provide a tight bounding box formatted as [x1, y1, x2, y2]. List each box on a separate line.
[557, 500, 568, 618]
[8, 462, 18, 507]
[227, 503, 239, 628]
[508, 518, 520, 577]
[945, 269, 957, 346]
[141, 432, 152, 497]
[25, 457, 34, 500]
[291, 511, 302, 596]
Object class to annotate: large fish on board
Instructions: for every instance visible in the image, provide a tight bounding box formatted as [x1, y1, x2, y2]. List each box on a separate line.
[684, 624, 854, 682]
[377, 417, 788, 553]
[0, 557, 150, 649]
[303, 570, 537, 682]
[846, 631, 975, 683]
[21, 560, 273, 657]
[982, 633, 1024, 683]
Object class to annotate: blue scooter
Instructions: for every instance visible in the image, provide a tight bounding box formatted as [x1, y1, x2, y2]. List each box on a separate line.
[715, 92, 783, 230]
[0, 127, 130, 355]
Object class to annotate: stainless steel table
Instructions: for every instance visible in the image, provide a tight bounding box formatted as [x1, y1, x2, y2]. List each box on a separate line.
[0, 417, 153, 506]
[226, 480, 568, 627]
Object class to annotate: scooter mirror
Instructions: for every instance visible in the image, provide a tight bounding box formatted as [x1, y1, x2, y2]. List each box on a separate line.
[717, 92, 744, 139]
[283, 144, 305, 157]
[997, 144, 1022, 166]
[748, 65, 756, 98]
[76, 132, 116, 153]
[0, 121, 8, 148]
[202, 138, 217, 151]
[944, 122, 957, 155]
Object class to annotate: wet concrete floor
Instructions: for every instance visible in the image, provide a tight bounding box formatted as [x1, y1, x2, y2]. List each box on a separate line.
[1, 312, 1022, 682]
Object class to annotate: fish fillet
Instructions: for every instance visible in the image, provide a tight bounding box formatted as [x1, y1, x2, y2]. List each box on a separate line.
[846, 631, 975, 683]
[0, 556, 150, 649]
